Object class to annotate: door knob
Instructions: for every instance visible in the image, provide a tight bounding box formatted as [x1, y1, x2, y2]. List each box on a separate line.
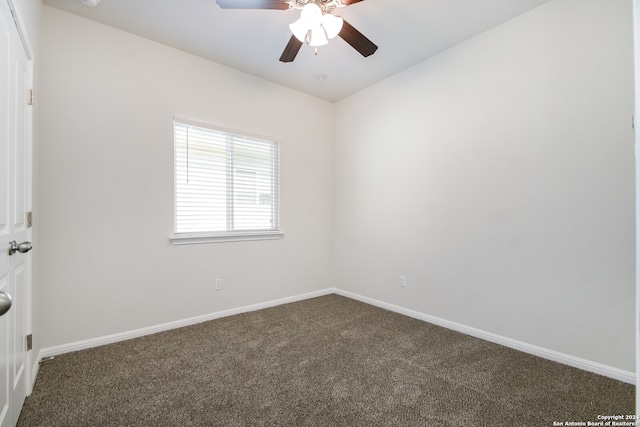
[0, 291, 11, 317]
[9, 241, 32, 255]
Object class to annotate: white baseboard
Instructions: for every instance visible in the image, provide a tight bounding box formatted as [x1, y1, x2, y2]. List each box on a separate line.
[36, 287, 635, 385]
[334, 289, 635, 385]
[38, 288, 334, 360]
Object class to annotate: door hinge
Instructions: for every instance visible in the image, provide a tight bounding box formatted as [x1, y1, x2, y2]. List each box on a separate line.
[26, 334, 32, 351]
[26, 211, 32, 228]
[28, 89, 34, 106]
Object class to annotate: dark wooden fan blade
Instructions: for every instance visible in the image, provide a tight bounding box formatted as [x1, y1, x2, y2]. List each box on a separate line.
[339, 19, 378, 57]
[279, 35, 303, 62]
[340, 0, 366, 5]
[216, 0, 290, 10]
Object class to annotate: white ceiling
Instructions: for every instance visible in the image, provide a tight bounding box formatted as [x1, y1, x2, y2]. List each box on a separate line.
[42, 0, 552, 102]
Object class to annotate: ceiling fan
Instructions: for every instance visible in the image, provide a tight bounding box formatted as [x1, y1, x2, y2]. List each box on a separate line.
[215, 0, 378, 63]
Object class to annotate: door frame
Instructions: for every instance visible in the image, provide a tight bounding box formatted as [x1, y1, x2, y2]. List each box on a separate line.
[634, 0, 639, 417]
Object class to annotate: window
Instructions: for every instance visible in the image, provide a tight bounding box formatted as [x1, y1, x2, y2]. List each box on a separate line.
[171, 118, 281, 244]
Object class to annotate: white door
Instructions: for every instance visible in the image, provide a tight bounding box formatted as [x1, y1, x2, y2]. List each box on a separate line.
[0, 0, 32, 426]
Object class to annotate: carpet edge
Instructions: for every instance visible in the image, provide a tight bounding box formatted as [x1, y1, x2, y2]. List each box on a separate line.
[334, 289, 635, 385]
[36, 288, 336, 361]
[35, 287, 635, 386]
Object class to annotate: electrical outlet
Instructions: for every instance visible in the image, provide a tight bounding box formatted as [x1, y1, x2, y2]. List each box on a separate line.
[215, 278, 222, 291]
[399, 275, 406, 288]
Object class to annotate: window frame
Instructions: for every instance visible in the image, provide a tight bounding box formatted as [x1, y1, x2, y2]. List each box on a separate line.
[170, 118, 283, 245]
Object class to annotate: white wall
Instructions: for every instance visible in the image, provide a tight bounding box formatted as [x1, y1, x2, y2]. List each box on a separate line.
[38, 0, 635, 375]
[38, 6, 334, 348]
[334, 0, 635, 372]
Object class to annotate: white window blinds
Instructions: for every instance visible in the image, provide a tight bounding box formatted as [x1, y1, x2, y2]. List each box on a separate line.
[174, 120, 280, 239]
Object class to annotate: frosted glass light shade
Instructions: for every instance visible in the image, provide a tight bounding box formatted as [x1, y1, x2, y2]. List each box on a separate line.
[289, 19, 309, 42]
[300, 3, 322, 27]
[308, 26, 328, 46]
[321, 14, 343, 39]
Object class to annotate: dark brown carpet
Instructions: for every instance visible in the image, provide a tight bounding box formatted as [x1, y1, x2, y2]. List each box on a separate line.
[18, 294, 634, 426]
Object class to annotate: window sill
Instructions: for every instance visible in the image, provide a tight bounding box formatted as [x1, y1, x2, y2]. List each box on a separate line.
[170, 231, 284, 245]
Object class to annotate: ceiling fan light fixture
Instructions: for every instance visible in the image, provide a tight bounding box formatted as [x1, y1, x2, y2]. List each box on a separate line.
[290, 3, 336, 46]
[300, 3, 322, 27]
[217, 0, 378, 63]
[321, 13, 343, 39]
[308, 26, 328, 47]
[289, 18, 309, 42]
